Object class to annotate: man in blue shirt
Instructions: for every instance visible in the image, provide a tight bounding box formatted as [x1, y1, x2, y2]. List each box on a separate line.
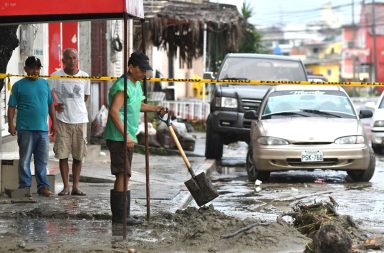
[8, 56, 58, 197]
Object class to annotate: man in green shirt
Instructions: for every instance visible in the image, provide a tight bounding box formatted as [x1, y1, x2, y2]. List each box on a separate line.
[104, 52, 166, 225]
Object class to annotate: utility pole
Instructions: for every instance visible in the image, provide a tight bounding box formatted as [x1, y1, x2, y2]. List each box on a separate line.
[203, 22, 207, 102]
[372, 0, 378, 83]
[352, 0, 355, 81]
[352, 0, 357, 96]
[215, 0, 220, 72]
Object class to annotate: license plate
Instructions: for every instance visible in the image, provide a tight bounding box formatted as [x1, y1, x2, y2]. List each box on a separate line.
[301, 150, 323, 162]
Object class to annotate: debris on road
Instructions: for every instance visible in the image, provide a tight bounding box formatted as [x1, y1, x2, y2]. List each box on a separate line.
[282, 198, 384, 253]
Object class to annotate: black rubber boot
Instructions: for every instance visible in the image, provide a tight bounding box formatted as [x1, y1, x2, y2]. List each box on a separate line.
[110, 189, 143, 225]
[126, 190, 144, 225]
[110, 189, 124, 223]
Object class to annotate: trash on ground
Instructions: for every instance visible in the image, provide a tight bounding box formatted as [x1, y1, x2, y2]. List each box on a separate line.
[281, 198, 384, 253]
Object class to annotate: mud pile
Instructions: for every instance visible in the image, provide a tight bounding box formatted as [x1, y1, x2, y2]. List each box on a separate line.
[123, 205, 308, 252]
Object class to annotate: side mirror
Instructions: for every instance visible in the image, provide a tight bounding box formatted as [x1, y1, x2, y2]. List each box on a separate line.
[203, 72, 215, 80]
[359, 109, 373, 119]
[244, 110, 258, 119]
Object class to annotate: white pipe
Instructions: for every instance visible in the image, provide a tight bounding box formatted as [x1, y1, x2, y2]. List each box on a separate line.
[128, 19, 133, 55]
[202, 23, 207, 102]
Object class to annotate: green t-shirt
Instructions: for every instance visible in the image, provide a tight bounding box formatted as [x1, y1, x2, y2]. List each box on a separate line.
[103, 77, 145, 142]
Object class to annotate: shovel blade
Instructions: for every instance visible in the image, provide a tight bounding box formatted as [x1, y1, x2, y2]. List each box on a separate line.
[184, 172, 219, 207]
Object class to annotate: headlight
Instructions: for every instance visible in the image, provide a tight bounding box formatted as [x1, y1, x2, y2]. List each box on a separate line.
[334, 135, 365, 144]
[214, 97, 238, 108]
[373, 120, 384, 127]
[257, 136, 289, 145]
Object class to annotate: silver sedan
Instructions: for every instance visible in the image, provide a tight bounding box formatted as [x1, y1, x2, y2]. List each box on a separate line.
[246, 85, 375, 182]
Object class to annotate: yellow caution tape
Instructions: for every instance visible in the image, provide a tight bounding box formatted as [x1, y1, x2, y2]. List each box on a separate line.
[147, 77, 384, 87]
[7, 76, 11, 94]
[0, 73, 117, 81]
[1, 73, 384, 87]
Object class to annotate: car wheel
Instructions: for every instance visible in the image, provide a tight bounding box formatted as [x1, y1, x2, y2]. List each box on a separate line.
[347, 152, 376, 182]
[205, 116, 223, 160]
[372, 144, 383, 155]
[246, 148, 270, 182]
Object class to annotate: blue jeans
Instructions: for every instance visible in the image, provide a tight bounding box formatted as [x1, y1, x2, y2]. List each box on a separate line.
[17, 130, 50, 192]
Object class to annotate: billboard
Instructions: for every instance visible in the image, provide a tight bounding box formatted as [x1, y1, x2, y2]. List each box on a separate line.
[0, 0, 144, 24]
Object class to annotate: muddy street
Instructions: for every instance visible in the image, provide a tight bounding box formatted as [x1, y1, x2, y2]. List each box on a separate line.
[0, 138, 310, 253]
[0, 138, 383, 252]
[210, 142, 384, 247]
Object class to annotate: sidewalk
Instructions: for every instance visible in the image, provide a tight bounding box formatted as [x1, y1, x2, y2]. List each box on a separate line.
[0, 132, 215, 218]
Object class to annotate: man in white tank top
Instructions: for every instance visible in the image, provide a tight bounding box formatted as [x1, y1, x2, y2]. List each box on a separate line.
[49, 48, 90, 196]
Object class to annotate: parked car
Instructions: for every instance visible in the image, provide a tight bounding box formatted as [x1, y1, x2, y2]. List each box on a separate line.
[371, 91, 384, 154]
[308, 74, 328, 82]
[246, 85, 375, 182]
[204, 53, 308, 160]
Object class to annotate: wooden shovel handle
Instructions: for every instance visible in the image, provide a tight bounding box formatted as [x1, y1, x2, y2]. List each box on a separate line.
[168, 126, 192, 169]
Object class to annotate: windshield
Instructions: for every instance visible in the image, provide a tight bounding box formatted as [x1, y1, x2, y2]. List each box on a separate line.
[261, 90, 356, 119]
[218, 57, 307, 81]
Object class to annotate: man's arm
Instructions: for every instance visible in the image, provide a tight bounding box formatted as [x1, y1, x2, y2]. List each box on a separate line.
[48, 103, 58, 136]
[84, 78, 91, 102]
[141, 103, 166, 114]
[7, 106, 16, 136]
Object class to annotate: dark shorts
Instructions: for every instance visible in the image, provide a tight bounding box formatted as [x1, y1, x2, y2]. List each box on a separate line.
[106, 140, 133, 177]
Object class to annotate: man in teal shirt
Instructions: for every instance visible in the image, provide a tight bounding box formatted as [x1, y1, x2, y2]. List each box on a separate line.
[104, 52, 166, 225]
[8, 56, 58, 197]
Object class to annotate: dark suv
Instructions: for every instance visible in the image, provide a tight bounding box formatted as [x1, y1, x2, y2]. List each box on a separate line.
[205, 53, 308, 159]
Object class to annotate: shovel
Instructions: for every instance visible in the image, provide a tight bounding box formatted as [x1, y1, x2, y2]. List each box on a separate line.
[159, 112, 219, 206]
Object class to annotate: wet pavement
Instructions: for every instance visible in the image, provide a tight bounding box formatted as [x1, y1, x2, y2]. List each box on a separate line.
[211, 141, 384, 238]
[2, 126, 384, 252]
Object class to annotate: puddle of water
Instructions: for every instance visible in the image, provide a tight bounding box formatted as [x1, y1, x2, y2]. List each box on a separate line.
[13, 218, 111, 245]
[0, 217, 165, 251]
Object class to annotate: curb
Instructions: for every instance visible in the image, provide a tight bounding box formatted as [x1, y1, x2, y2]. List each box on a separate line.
[75, 175, 114, 183]
[134, 144, 203, 157]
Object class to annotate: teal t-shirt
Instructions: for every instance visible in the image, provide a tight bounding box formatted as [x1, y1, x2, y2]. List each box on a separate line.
[103, 77, 145, 142]
[8, 78, 53, 131]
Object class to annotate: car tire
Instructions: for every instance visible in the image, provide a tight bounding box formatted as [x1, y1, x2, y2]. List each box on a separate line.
[246, 148, 270, 182]
[372, 144, 383, 155]
[205, 116, 223, 160]
[347, 151, 376, 182]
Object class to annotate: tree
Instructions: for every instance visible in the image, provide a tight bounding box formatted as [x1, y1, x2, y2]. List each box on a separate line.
[0, 25, 19, 91]
[238, 2, 264, 53]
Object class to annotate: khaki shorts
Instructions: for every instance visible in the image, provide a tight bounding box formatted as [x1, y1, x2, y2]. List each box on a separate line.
[106, 140, 133, 176]
[53, 120, 87, 161]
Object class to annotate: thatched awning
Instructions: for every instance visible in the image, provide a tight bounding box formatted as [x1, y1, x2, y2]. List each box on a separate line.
[135, 0, 244, 64]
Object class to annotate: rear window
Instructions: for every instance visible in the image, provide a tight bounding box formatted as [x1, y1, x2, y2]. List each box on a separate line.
[218, 57, 307, 81]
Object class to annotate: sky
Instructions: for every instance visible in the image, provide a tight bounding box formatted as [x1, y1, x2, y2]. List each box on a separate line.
[214, 0, 384, 28]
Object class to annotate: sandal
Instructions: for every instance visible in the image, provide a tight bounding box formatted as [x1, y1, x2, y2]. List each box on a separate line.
[58, 188, 70, 196]
[71, 189, 86, 196]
